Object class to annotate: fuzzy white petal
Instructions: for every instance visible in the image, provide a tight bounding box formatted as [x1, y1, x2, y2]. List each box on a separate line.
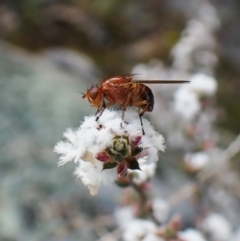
[122, 219, 158, 241]
[184, 152, 209, 171]
[174, 86, 200, 120]
[189, 73, 217, 96]
[179, 229, 207, 241]
[152, 198, 170, 223]
[128, 163, 157, 185]
[201, 213, 232, 241]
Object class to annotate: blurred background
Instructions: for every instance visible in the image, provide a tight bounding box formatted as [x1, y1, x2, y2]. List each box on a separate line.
[1, 0, 240, 241]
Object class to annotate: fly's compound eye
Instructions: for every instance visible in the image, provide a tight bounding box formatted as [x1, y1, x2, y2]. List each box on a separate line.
[89, 87, 99, 100]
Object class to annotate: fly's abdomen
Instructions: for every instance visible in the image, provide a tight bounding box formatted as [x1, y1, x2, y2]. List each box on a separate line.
[143, 85, 154, 111]
[131, 84, 154, 112]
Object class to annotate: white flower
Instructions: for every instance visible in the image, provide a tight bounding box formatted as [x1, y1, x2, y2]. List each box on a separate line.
[183, 20, 215, 48]
[174, 86, 200, 120]
[189, 73, 217, 96]
[122, 219, 162, 241]
[201, 213, 232, 241]
[74, 161, 116, 196]
[142, 233, 164, 241]
[152, 198, 170, 224]
[171, 38, 194, 71]
[184, 152, 209, 172]
[54, 108, 165, 195]
[173, 73, 217, 120]
[171, 13, 218, 73]
[115, 202, 167, 241]
[198, 2, 221, 31]
[179, 229, 207, 241]
[127, 162, 157, 185]
[114, 206, 135, 229]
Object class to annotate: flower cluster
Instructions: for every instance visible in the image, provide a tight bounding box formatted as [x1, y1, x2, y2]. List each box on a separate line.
[117, 211, 205, 241]
[174, 73, 217, 121]
[54, 108, 165, 195]
[184, 151, 209, 173]
[171, 2, 220, 74]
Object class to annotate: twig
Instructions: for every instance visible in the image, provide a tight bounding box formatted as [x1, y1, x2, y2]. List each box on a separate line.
[129, 177, 161, 225]
[221, 133, 240, 161]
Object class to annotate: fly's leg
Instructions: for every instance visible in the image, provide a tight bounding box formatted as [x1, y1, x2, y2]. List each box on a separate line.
[138, 109, 146, 135]
[121, 89, 133, 127]
[95, 107, 102, 117]
[95, 100, 106, 121]
[129, 100, 149, 135]
[120, 108, 125, 128]
[138, 104, 150, 135]
[95, 95, 115, 121]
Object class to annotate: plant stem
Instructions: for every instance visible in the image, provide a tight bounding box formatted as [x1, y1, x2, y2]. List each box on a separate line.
[129, 176, 161, 226]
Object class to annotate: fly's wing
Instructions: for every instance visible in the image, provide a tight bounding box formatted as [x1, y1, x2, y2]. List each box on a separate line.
[133, 80, 190, 84]
[101, 76, 133, 106]
[101, 75, 132, 88]
[117, 79, 190, 88]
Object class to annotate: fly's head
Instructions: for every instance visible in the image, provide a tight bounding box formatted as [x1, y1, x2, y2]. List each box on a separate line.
[82, 85, 103, 107]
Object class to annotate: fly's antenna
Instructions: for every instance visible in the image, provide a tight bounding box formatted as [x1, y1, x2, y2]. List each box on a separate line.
[78, 90, 87, 98]
[78, 90, 85, 95]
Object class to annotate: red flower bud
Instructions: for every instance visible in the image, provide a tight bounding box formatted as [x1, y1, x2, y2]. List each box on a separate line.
[117, 161, 129, 176]
[96, 151, 110, 162]
[131, 135, 142, 147]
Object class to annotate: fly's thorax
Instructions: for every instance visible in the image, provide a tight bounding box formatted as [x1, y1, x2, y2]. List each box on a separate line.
[102, 79, 132, 106]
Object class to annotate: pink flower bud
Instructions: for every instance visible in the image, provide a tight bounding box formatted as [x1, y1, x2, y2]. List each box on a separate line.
[95, 151, 110, 162]
[169, 215, 181, 231]
[131, 135, 142, 147]
[117, 161, 129, 176]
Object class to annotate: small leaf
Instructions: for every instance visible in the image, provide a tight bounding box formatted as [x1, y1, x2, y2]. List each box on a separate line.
[135, 148, 148, 159]
[102, 162, 118, 170]
[113, 134, 129, 144]
[114, 154, 124, 162]
[113, 136, 131, 157]
[117, 161, 129, 176]
[131, 135, 142, 147]
[106, 147, 118, 157]
[163, 228, 177, 239]
[114, 140, 125, 152]
[96, 151, 110, 162]
[106, 148, 123, 161]
[132, 146, 143, 156]
[128, 159, 141, 170]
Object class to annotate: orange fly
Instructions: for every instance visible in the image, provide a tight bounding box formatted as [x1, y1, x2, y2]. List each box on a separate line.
[82, 75, 189, 134]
